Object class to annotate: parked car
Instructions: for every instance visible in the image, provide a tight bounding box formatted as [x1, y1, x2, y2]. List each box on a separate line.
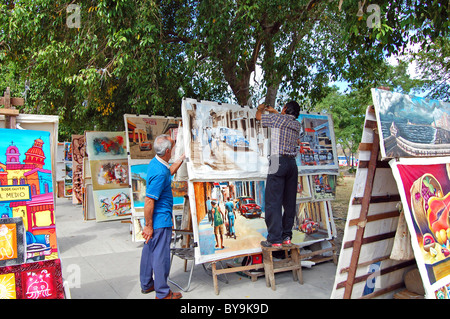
[224, 130, 249, 149]
[139, 140, 152, 151]
[237, 196, 262, 218]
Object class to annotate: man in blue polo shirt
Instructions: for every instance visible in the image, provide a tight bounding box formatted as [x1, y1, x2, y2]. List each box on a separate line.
[140, 134, 185, 299]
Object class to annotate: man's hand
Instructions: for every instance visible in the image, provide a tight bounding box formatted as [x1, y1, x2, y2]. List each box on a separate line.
[265, 105, 278, 113]
[142, 225, 154, 244]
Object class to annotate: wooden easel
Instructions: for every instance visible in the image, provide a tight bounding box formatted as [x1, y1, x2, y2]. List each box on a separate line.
[0, 87, 23, 129]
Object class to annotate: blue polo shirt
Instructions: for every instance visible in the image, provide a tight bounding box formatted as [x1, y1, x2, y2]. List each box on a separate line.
[146, 156, 173, 229]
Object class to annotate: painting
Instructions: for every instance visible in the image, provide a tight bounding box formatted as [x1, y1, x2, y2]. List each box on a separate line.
[293, 201, 332, 245]
[64, 161, 72, 197]
[181, 98, 270, 181]
[85, 131, 127, 160]
[296, 175, 312, 201]
[310, 174, 337, 201]
[390, 157, 450, 298]
[295, 112, 339, 174]
[0, 217, 26, 266]
[90, 159, 129, 190]
[189, 179, 333, 263]
[124, 114, 180, 160]
[92, 188, 133, 222]
[0, 128, 58, 262]
[372, 88, 450, 160]
[71, 134, 86, 204]
[0, 259, 64, 299]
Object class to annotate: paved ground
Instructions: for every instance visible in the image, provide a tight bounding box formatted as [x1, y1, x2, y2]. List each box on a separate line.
[55, 197, 337, 299]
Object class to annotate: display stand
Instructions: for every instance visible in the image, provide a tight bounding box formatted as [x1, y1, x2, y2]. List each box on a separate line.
[331, 105, 416, 299]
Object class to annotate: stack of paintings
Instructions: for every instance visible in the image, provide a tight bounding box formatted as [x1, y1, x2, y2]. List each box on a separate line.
[0, 128, 64, 299]
[181, 98, 338, 264]
[123, 115, 185, 242]
[85, 131, 132, 222]
[372, 88, 450, 298]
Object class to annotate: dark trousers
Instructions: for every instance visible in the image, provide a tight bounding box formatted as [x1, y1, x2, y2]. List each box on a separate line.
[264, 156, 298, 244]
[140, 227, 172, 298]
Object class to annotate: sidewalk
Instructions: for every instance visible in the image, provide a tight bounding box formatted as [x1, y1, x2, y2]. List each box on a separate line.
[55, 197, 336, 299]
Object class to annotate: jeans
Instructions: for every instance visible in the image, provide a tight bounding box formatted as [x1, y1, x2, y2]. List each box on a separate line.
[140, 227, 172, 298]
[264, 156, 298, 244]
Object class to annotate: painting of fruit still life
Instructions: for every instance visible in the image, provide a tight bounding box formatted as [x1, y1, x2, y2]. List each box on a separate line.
[391, 157, 450, 292]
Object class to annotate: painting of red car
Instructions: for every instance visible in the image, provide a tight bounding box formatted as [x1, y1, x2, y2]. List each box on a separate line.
[300, 218, 319, 234]
[237, 196, 262, 218]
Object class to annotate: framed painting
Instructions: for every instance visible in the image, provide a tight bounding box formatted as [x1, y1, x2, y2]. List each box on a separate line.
[85, 131, 127, 161]
[0, 259, 64, 299]
[181, 98, 269, 181]
[372, 88, 450, 160]
[124, 114, 180, 161]
[0, 128, 58, 262]
[390, 156, 450, 298]
[0, 217, 26, 266]
[295, 112, 338, 174]
[92, 188, 132, 222]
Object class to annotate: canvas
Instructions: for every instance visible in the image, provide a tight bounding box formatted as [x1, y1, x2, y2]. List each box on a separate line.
[189, 180, 333, 264]
[0, 259, 64, 299]
[295, 112, 339, 174]
[310, 174, 337, 201]
[181, 98, 270, 181]
[92, 188, 133, 222]
[85, 131, 127, 160]
[0, 128, 58, 262]
[124, 114, 180, 160]
[390, 157, 450, 298]
[0, 217, 26, 266]
[293, 201, 332, 245]
[372, 88, 450, 160]
[90, 159, 129, 190]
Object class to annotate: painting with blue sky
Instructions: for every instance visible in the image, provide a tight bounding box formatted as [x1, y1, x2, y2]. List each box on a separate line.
[372, 88, 450, 159]
[295, 112, 338, 175]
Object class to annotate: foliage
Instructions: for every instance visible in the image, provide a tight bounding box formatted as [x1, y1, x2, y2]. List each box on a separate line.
[0, 1, 448, 141]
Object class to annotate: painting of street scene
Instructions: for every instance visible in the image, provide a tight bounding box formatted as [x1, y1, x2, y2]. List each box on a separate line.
[293, 201, 332, 244]
[124, 114, 180, 160]
[190, 179, 333, 263]
[295, 112, 338, 174]
[182, 99, 269, 180]
[372, 88, 450, 159]
[310, 174, 337, 201]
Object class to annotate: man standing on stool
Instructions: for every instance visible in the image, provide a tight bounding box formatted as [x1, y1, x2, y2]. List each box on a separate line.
[256, 101, 301, 248]
[140, 134, 185, 299]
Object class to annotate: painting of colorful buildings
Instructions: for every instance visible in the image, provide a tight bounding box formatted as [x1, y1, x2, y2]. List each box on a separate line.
[0, 128, 58, 263]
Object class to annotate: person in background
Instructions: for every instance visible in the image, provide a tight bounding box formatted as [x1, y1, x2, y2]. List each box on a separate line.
[256, 101, 301, 248]
[212, 200, 225, 249]
[140, 134, 185, 299]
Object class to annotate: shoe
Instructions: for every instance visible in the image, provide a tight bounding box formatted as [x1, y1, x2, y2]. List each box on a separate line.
[260, 240, 282, 248]
[141, 286, 155, 294]
[156, 290, 183, 299]
[282, 238, 292, 246]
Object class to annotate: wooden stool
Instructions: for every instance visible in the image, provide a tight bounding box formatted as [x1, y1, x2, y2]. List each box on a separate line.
[261, 244, 303, 291]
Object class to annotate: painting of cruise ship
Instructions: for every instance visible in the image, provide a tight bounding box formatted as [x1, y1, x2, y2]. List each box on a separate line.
[372, 88, 450, 159]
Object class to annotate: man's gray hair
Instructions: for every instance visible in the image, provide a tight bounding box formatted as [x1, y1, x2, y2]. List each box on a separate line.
[154, 134, 172, 156]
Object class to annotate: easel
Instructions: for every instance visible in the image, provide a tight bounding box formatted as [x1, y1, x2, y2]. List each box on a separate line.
[0, 87, 23, 128]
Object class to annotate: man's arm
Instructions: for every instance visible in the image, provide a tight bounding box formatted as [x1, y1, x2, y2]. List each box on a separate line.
[142, 196, 155, 243]
[169, 153, 185, 176]
[255, 104, 266, 121]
